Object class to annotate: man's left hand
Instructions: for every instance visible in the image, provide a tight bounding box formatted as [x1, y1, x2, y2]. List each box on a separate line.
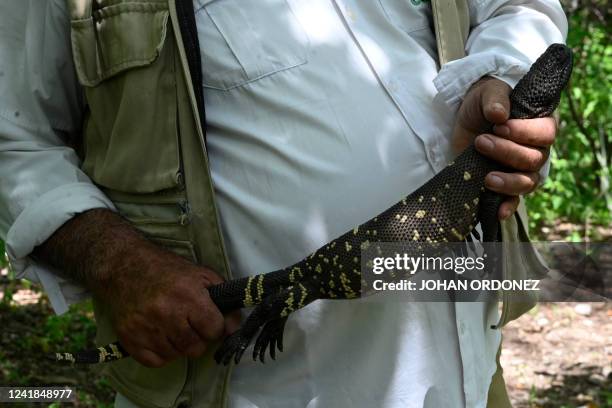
[452, 76, 557, 220]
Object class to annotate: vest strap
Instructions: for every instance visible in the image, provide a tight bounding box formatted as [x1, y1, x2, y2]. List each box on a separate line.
[176, 0, 207, 140]
[431, 0, 470, 65]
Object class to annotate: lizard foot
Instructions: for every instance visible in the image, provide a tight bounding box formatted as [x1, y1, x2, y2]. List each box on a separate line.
[214, 283, 316, 365]
[253, 316, 288, 363]
[214, 290, 284, 365]
[214, 329, 253, 366]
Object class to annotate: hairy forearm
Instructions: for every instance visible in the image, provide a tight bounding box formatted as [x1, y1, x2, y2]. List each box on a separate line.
[32, 209, 156, 297]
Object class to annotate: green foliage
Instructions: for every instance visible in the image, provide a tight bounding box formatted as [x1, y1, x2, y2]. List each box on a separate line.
[527, 0, 612, 236]
[0, 239, 7, 268]
[0, 243, 14, 306]
[43, 302, 97, 351]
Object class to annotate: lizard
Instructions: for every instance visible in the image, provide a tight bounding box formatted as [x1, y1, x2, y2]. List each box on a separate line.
[53, 43, 573, 366]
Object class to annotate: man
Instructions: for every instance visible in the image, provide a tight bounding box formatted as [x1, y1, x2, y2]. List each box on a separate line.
[0, 0, 565, 407]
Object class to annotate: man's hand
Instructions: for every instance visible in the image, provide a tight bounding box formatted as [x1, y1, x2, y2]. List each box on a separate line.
[34, 209, 239, 368]
[105, 245, 236, 367]
[452, 76, 557, 220]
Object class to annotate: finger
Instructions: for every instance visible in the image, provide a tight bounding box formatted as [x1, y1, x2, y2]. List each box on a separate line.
[182, 341, 208, 360]
[118, 324, 178, 362]
[121, 332, 168, 367]
[498, 196, 520, 220]
[130, 348, 167, 368]
[493, 117, 557, 147]
[475, 134, 547, 172]
[188, 294, 224, 342]
[169, 321, 205, 354]
[200, 267, 225, 286]
[150, 335, 182, 361]
[224, 310, 242, 336]
[485, 171, 540, 196]
[481, 79, 511, 125]
[451, 123, 475, 153]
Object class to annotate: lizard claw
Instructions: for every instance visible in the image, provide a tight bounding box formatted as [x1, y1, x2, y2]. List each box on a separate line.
[253, 317, 288, 363]
[214, 330, 254, 365]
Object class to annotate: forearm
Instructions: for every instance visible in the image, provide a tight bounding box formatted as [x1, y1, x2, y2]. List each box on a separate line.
[32, 209, 156, 298]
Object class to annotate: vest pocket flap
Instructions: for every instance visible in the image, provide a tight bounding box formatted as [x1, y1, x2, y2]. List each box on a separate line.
[71, 2, 169, 87]
[150, 237, 198, 263]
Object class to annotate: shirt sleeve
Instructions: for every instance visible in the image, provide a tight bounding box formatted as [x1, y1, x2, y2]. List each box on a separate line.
[0, 0, 115, 314]
[432, 0, 567, 182]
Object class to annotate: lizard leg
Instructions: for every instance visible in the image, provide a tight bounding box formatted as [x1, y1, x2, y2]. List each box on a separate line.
[477, 190, 505, 280]
[478, 190, 504, 242]
[209, 269, 294, 313]
[214, 282, 317, 365]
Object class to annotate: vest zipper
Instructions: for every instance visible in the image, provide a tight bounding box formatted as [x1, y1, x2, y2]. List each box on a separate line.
[178, 199, 191, 226]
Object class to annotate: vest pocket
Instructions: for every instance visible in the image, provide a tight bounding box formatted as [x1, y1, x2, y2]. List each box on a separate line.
[110, 192, 198, 262]
[70, 1, 183, 194]
[150, 237, 198, 263]
[71, 1, 170, 86]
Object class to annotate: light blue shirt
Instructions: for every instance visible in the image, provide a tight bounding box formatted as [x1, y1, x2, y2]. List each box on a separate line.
[0, 0, 566, 407]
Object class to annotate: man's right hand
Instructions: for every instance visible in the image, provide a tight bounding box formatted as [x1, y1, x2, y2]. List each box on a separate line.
[107, 245, 229, 367]
[34, 209, 239, 368]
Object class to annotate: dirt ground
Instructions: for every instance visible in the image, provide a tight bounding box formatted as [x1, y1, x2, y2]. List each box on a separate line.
[502, 302, 611, 407]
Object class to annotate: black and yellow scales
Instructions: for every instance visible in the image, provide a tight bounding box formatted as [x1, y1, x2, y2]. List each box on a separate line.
[54, 44, 573, 366]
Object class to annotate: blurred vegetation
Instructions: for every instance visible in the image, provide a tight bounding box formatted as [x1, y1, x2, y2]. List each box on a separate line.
[526, 0, 611, 239]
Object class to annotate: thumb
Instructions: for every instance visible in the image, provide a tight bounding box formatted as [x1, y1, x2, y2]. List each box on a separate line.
[452, 77, 511, 153]
[224, 310, 242, 336]
[480, 78, 511, 125]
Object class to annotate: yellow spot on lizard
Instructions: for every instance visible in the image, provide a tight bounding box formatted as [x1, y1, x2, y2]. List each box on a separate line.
[244, 277, 254, 306]
[297, 283, 308, 308]
[256, 275, 264, 303]
[451, 228, 464, 240]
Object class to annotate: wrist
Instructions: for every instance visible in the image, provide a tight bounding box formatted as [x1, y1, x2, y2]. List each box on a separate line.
[33, 208, 152, 296]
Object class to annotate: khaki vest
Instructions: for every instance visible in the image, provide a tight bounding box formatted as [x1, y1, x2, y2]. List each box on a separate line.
[66, 0, 543, 406]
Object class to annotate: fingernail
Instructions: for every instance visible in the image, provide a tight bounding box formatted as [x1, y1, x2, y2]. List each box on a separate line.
[476, 135, 495, 152]
[492, 103, 506, 114]
[494, 125, 510, 137]
[487, 175, 504, 189]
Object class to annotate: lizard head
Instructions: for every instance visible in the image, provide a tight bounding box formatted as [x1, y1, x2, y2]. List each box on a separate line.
[509, 43, 574, 119]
